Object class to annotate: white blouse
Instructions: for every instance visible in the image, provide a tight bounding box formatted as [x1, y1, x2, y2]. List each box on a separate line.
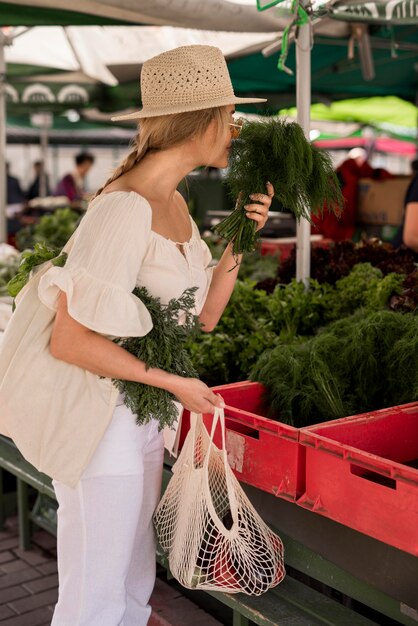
[0, 191, 213, 487]
[39, 190, 214, 335]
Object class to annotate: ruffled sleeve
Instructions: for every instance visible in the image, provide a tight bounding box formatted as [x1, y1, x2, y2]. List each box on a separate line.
[38, 191, 153, 338]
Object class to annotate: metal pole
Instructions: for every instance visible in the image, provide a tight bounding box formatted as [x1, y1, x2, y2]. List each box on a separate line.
[295, 13, 311, 285]
[40, 125, 48, 197]
[0, 31, 8, 243]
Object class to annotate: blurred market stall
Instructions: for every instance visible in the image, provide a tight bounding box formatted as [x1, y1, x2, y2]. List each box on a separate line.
[1, 0, 417, 282]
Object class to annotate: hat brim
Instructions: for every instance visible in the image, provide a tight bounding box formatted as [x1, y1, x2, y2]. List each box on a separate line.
[111, 95, 267, 122]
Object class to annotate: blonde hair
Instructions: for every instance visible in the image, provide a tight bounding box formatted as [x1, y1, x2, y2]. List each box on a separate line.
[95, 106, 228, 197]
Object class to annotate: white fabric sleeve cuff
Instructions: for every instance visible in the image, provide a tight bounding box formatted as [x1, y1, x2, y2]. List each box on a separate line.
[38, 265, 153, 338]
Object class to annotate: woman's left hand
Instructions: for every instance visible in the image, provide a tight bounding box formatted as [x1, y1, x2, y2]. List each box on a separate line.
[244, 181, 275, 232]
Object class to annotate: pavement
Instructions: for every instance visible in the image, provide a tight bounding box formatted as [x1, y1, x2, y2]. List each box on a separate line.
[0, 516, 224, 626]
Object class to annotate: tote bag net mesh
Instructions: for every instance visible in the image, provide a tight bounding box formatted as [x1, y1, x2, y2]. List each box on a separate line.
[154, 409, 285, 595]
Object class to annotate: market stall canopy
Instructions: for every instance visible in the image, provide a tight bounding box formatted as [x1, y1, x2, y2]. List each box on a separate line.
[315, 135, 416, 156]
[4, 24, 286, 116]
[5, 25, 281, 86]
[328, 0, 418, 24]
[0, 0, 286, 31]
[3, 2, 417, 113]
[280, 96, 417, 141]
[4, 0, 416, 29]
[73, 24, 417, 119]
[6, 112, 135, 144]
[226, 24, 418, 106]
[3, 18, 349, 116]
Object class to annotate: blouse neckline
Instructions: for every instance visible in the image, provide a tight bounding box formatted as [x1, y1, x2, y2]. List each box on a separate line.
[92, 189, 196, 247]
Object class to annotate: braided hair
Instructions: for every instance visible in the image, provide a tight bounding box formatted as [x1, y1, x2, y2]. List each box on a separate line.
[94, 107, 228, 198]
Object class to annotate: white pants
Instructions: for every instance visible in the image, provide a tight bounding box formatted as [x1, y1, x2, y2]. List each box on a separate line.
[51, 401, 165, 626]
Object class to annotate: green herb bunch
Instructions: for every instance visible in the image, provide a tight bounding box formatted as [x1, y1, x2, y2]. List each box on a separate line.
[0, 254, 22, 297]
[187, 262, 408, 388]
[113, 286, 200, 429]
[215, 118, 343, 258]
[186, 279, 276, 387]
[322, 263, 404, 322]
[16, 208, 80, 251]
[7, 243, 67, 299]
[251, 310, 418, 427]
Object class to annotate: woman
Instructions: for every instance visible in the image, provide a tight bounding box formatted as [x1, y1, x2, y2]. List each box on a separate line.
[1, 45, 273, 625]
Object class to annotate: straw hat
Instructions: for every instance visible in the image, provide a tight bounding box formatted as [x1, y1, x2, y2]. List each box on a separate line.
[111, 45, 266, 121]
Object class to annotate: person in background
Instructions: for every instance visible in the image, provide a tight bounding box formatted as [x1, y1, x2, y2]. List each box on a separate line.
[54, 152, 95, 202]
[26, 160, 50, 200]
[312, 147, 391, 241]
[6, 163, 24, 205]
[400, 159, 418, 252]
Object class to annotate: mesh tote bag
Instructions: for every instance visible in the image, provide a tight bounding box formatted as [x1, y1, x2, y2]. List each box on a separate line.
[154, 408, 285, 595]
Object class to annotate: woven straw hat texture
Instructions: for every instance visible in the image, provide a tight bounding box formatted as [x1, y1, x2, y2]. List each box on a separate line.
[111, 45, 266, 121]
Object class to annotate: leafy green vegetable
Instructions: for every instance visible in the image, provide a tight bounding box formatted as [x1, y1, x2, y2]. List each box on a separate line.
[267, 279, 331, 338]
[323, 263, 405, 322]
[186, 331, 238, 388]
[188, 262, 412, 389]
[389, 270, 418, 313]
[113, 287, 200, 428]
[214, 119, 343, 258]
[251, 310, 418, 427]
[386, 323, 418, 404]
[7, 243, 67, 298]
[0, 255, 21, 297]
[186, 279, 275, 386]
[16, 208, 80, 251]
[237, 250, 279, 283]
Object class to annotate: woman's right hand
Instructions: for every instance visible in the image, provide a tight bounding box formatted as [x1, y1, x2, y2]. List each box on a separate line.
[168, 376, 224, 414]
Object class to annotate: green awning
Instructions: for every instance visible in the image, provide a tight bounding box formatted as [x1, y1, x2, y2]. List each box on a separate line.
[0, 2, 135, 25]
[227, 25, 418, 107]
[329, 0, 418, 24]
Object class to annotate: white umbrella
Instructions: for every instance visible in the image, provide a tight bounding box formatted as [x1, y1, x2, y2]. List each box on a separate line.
[5, 25, 283, 84]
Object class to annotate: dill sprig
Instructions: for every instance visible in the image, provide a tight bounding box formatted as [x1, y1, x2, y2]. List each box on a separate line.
[215, 118, 344, 259]
[113, 286, 200, 429]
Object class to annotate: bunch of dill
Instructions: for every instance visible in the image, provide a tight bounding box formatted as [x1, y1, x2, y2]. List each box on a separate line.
[113, 286, 200, 429]
[251, 310, 417, 427]
[215, 118, 343, 260]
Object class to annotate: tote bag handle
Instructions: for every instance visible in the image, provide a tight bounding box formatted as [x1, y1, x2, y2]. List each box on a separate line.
[190, 408, 239, 534]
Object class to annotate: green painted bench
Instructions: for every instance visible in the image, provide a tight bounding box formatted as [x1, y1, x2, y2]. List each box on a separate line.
[157, 551, 380, 626]
[0, 435, 56, 547]
[0, 435, 391, 626]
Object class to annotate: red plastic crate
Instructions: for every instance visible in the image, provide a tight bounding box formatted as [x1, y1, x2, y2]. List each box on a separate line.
[298, 402, 418, 555]
[179, 381, 303, 501]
